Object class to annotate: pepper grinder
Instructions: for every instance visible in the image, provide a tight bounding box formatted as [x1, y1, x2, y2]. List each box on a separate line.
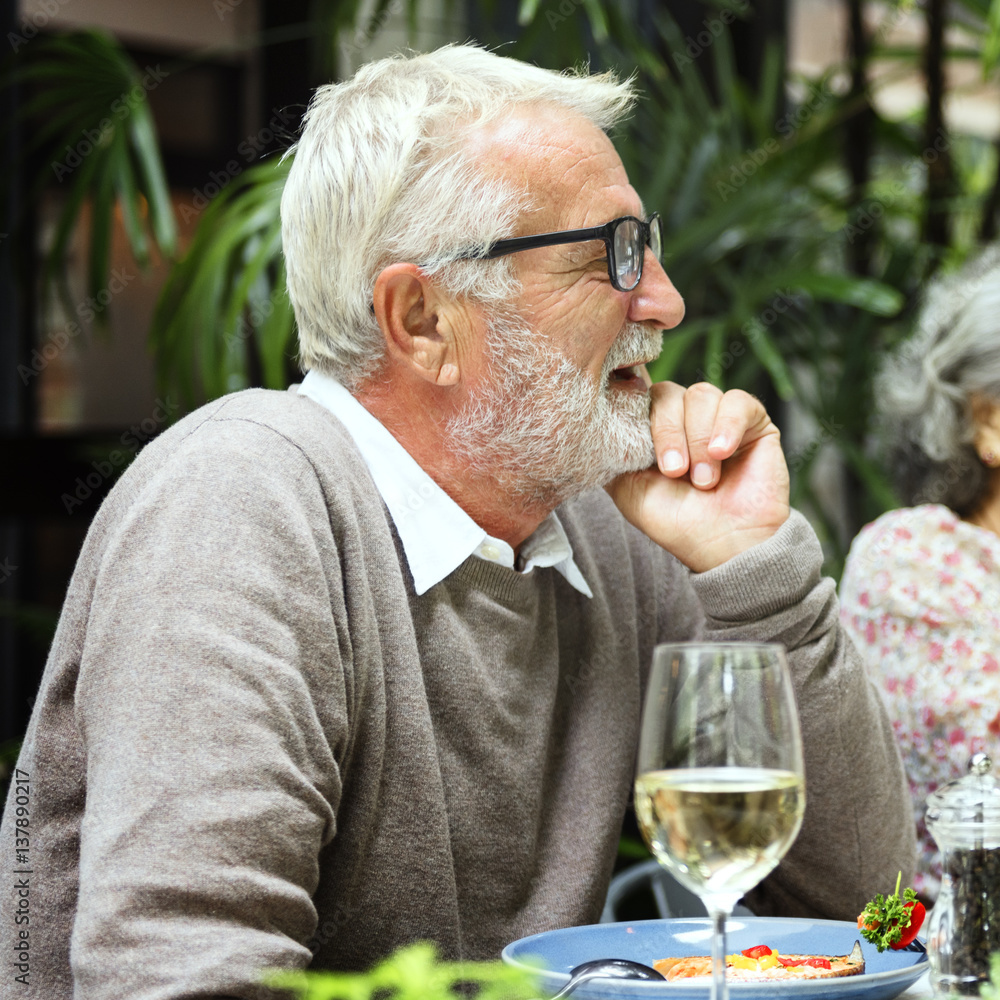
[925, 752, 1000, 997]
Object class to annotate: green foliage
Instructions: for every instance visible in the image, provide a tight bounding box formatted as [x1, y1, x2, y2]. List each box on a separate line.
[11, 1, 1000, 569]
[0, 601, 59, 647]
[588, 12, 913, 564]
[150, 156, 294, 407]
[7, 29, 176, 317]
[267, 941, 540, 1000]
[984, 0, 1000, 75]
[981, 952, 1000, 1000]
[631, 30, 902, 396]
[617, 833, 653, 862]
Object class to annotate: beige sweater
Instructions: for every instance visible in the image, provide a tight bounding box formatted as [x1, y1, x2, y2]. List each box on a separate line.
[0, 388, 915, 1000]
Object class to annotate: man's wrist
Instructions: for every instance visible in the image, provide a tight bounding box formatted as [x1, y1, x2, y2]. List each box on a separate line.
[689, 510, 821, 623]
[682, 514, 790, 573]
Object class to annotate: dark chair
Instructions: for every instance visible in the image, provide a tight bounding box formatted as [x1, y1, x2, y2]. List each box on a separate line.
[600, 859, 754, 922]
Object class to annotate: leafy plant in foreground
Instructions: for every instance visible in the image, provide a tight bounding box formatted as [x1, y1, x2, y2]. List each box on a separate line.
[267, 941, 540, 1000]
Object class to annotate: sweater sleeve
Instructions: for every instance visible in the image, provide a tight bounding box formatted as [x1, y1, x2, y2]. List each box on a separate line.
[686, 510, 917, 920]
[70, 418, 348, 999]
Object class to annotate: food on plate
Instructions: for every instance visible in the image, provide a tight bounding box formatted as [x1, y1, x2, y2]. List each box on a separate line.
[653, 941, 865, 982]
[857, 871, 926, 952]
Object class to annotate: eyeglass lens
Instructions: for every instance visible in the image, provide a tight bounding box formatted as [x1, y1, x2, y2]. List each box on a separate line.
[613, 216, 661, 291]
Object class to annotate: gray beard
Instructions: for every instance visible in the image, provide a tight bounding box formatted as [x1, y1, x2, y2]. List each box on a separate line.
[446, 308, 661, 506]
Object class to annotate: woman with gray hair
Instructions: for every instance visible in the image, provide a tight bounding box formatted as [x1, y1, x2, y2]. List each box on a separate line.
[840, 246, 1000, 902]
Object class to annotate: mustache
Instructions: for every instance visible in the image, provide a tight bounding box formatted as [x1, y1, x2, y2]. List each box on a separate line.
[601, 324, 663, 381]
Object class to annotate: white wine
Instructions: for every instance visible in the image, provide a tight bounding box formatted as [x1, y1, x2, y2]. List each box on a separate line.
[634, 767, 805, 902]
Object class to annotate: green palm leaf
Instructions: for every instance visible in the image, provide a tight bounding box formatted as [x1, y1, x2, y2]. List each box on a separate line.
[149, 156, 294, 408]
[8, 29, 176, 318]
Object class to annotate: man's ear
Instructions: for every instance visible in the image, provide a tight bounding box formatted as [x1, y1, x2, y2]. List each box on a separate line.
[372, 263, 460, 386]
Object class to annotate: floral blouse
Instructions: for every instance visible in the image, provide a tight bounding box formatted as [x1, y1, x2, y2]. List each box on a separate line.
[839, 504, 1000, 900]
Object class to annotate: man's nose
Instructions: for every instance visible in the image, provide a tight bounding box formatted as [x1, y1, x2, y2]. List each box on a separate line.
[628, 250, 685, 330]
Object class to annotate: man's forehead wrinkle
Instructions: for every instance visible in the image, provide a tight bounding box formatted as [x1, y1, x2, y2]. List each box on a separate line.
[464, 106, 585, 175]
[518, 144, 636, 233]
[551, 147, 611, 195]
[468, 104, 642, 239]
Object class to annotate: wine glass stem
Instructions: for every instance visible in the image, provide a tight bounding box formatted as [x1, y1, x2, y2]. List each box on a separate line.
[709, 907, 729, 1000]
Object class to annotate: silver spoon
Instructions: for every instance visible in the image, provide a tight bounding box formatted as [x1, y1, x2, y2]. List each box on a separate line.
[548, 958, 666, 1000]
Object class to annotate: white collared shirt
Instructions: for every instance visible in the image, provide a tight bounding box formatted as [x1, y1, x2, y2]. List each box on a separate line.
[297, 371, 593, 598]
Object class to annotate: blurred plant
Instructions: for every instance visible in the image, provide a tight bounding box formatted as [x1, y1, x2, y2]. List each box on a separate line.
[605, 0, 1000, 566]
[618, 831, 653, 862]
[150, 157, 294, 406]
[0, 601, 59, 648]
[11, 0, 1000, 569]
[267, 941, 539, 1000]
[630, 29, 902, 392]
[583, 10, 910, 566]
[6, 29, 176, 320]
[982, 952, 1000, 1000]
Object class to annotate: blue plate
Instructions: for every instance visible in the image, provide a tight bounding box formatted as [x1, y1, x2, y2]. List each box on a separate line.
[502, 917, 929, 1000]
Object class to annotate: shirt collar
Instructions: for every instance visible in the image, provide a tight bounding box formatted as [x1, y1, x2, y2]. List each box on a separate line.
[297, 370, 593, 599]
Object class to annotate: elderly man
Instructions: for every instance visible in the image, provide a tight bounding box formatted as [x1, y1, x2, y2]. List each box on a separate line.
[0, 44, 912, 1000]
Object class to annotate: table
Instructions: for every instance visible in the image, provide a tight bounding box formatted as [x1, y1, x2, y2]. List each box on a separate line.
[900, 970, 933, 998]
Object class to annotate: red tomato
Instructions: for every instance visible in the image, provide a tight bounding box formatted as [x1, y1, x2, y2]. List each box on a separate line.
[777, 957, 832, 969]
[891, 901, 926, 950]
[856, 899, 927, 949]
[741, 945, 773, 960]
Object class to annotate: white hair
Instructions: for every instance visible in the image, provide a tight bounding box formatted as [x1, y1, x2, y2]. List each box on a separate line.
[280, 43, 637, 388]
[877, 245, 1000, 513]
[448, 306, 659, 505]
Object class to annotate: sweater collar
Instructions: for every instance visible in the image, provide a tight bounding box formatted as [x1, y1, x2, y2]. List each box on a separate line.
[296, 371, 593, 599]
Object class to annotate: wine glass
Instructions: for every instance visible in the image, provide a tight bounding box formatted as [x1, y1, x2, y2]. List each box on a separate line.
[634, 642, 806, 1000]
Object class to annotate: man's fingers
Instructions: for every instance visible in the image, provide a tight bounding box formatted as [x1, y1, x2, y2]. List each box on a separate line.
[705, 388, 770, 459]
[649, 382, 775, 491]
[649, 382, 690, 477]
[681, 382, 726, 488]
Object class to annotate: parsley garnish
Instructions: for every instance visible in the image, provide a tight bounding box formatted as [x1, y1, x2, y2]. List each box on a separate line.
[858, 871, 921, 953]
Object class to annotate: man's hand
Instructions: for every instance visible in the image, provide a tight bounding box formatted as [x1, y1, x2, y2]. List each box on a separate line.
[606, 382, 790, 572]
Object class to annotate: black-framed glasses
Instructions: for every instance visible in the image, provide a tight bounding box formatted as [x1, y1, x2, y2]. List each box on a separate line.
[463, 213, 662, 292]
